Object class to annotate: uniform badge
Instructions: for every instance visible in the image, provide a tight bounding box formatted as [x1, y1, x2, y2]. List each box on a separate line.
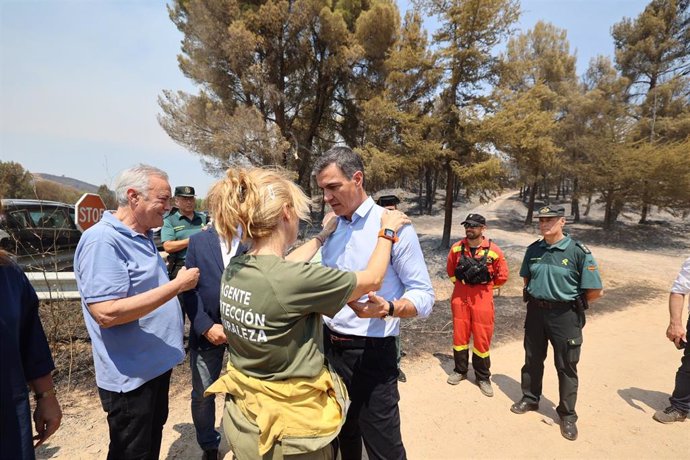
[562, 258, 569, 266]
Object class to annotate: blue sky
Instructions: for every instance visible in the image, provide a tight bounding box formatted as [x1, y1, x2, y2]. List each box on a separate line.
[1, 0, 648, 197]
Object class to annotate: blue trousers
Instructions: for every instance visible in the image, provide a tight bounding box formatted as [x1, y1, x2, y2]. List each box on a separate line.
[190, 346, 225, 451]
[670, 315, 690, 413]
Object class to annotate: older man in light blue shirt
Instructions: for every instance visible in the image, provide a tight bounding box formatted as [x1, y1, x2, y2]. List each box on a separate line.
[315, 147, 434, 460]
[75, 165, 199, 460]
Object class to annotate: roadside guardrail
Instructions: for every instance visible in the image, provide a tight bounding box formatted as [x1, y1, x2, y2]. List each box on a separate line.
[26, 272, 80, 301]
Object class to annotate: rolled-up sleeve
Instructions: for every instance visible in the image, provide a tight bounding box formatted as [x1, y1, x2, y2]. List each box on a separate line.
[392, 225, 435, 318]
[671, 257, 690, 295]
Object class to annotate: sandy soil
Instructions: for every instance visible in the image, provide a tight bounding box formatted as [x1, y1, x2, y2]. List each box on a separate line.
[37, 191, 690, 459]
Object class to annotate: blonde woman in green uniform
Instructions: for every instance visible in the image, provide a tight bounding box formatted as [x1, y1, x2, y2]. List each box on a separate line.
[205, 167, 409, 460]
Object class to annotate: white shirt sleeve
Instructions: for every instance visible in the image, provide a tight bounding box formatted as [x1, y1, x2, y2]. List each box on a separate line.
[671, 257, 690, 295]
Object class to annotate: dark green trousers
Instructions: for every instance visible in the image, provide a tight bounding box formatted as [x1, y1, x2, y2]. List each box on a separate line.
[520, 302, 584, 422]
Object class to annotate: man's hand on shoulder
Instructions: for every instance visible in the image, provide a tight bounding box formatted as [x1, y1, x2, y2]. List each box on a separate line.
[175, 266, 200, 293]
[204, 324, 227, 345]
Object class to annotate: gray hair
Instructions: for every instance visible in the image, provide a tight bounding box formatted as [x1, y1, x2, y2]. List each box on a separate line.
[113, 164, 169, 206]
[312, 146, 365, 184]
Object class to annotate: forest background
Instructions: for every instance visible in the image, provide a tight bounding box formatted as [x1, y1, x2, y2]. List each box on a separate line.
[2, 0, 689, 249]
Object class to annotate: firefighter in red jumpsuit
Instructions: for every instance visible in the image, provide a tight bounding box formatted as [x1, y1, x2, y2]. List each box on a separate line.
[446, 213, 509, 397]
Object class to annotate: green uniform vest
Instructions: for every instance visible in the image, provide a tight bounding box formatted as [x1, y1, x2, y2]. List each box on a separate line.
[220, 254, 356, 381]
[520, 234, 602, 302]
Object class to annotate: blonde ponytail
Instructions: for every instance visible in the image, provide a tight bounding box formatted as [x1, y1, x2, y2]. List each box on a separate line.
[209, 167, 311, 244]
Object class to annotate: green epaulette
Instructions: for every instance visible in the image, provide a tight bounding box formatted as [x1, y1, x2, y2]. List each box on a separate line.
[574, 241, 591, 254]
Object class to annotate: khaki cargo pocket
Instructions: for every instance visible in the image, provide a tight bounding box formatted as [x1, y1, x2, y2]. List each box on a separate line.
[567, 336, 583, 363]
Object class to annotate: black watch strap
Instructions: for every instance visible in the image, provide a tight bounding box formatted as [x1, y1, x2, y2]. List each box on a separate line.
[388, 300, 395, 317]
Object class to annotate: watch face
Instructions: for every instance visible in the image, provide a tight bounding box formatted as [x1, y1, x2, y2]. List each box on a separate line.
[384, 228, 395, 238]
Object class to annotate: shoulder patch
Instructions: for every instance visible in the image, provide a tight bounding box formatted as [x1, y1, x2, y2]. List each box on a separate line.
[574, 241, 591, 254]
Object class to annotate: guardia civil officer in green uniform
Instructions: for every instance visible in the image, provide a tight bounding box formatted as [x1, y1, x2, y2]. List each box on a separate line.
[162, 186, 207, 280]
[510, 205, 603, 441]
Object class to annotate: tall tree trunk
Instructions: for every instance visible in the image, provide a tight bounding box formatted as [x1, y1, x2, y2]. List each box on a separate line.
[428, 168, 439, 215]
[418, 172, 424, 216]
[583, 193, 592, 217]
[441, 162, 455, 248]
[603, 189, 614, 229]
[425, 168, 434, 215]
[612, 199, 623, 224]
[555, 176, 561, 200]
[453, 180, 461, 201]
[525, 180, 538, 225]
[571, 177, 580, 223]
[639, 202, 649, 224]
[638, 177, 650, 224]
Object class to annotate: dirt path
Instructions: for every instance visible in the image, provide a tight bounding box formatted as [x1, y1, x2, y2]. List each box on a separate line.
[37, 192, 690, 459]
[400, 295, 689, 458]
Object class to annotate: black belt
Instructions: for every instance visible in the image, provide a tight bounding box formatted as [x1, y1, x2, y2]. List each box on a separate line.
[325, 328, 395, 349]
[528, 298, 574, 310]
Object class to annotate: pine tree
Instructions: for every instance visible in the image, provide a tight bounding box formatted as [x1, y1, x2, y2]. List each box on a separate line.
[491, 21, 578, 224]
[613, 0, 690, 221]
[421, 0, 519, 247]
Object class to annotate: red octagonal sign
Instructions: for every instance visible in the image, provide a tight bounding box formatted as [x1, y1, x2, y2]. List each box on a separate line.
[75, 193, 106, 232]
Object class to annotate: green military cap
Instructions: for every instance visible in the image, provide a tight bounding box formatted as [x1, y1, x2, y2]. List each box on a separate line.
[174, 186, 196, 197]
[537, 205, 565, 217]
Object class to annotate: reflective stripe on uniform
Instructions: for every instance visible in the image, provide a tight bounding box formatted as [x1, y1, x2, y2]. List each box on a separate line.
[453, 244, 500, 260]
[486, 250, 500, 260]
[453, 344, 470, 351]
[472, 347, 490, 358]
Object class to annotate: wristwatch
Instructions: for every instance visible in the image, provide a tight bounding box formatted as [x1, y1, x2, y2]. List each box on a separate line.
[382, 300, 395, 319]
[377, 228, 398, 243]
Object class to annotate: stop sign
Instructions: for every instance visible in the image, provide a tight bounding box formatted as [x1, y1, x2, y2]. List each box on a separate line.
[75, 193, 107, 232]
